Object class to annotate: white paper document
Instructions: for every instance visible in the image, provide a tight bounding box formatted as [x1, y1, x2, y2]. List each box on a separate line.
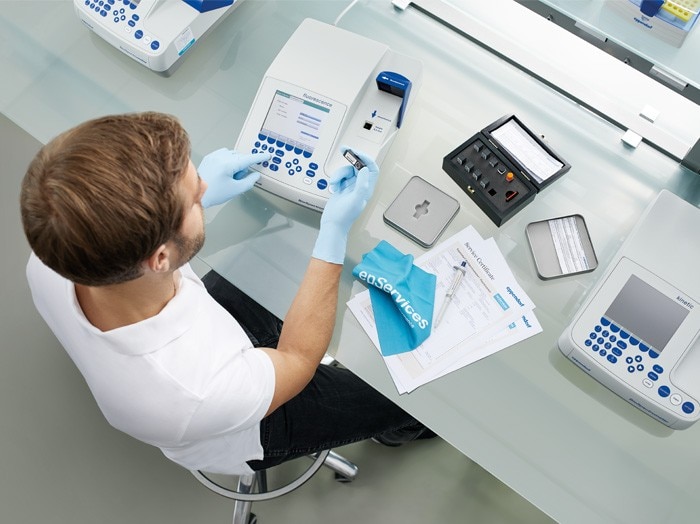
[347, 226, 542, 393]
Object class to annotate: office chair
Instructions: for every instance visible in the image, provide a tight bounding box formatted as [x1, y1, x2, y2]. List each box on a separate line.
[192, 448, 358, 524]
[192, 356, 358, 524]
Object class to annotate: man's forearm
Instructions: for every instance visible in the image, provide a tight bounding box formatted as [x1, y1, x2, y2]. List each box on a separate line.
[277, 258, 343, 365]
[260, 258, 343, 414]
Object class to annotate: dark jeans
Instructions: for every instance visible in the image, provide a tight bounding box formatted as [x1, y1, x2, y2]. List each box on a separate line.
[201, 271, 424, 471]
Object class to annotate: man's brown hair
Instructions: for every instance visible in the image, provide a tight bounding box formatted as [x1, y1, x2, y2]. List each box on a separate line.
[20, 112, 191, 286]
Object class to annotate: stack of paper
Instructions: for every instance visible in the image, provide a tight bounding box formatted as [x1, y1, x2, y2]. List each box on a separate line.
[347, 226, 542, 394]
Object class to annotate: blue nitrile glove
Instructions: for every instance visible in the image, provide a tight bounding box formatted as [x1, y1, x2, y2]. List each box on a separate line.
[353, 241, 436, 356]
[199, 148, 271, 208]
[312, 150, 379, 264]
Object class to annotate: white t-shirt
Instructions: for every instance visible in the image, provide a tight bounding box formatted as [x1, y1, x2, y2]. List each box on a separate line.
[26, 253, 276, 475]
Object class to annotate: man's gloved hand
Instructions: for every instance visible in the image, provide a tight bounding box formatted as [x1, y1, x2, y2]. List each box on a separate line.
[312, 150, 379, 264]
[199, 148, 271, 208]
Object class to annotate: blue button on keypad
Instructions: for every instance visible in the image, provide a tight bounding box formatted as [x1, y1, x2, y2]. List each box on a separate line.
[658, 386, 671, 398]
[653, 364, 664, 374]
[682, 402, 695, 414]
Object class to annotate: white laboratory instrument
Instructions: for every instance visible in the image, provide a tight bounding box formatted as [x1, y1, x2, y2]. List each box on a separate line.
[74, 0, 243, 75]
[559, 190, 700, 429]
[234, 18, 422, 211]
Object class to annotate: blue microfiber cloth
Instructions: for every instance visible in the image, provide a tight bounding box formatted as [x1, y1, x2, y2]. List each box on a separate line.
[353, 241, 436, 356]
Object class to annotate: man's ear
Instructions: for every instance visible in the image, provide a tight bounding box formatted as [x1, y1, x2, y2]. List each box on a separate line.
[145, 243, 173, 274]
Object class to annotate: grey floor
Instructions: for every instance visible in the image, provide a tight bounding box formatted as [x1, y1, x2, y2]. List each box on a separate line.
[0, 113, 553, 523]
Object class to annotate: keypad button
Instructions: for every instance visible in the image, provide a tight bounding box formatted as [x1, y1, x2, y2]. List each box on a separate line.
[653, 364, 664, 374]
[682, 402, 695, 414]
[658, 386, 671, 398]
[629, 336, 639, 346]
[317, 179, 328, 190]
[616, 340, 627, 350]
[609, 323, 620, 333]
[647, 371, 658, 381]
[607, 355, 617, 364]
[600, 317, 611, 326]
[648, 350, 659, 359]
[619, 330, 630, 340]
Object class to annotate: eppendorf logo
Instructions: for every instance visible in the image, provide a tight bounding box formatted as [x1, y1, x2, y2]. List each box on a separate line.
[506, 286, 525, 307]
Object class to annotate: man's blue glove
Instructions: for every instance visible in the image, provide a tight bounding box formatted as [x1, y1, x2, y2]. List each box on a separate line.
[312, 150, 379, 264]
[199, 148, 271, 208]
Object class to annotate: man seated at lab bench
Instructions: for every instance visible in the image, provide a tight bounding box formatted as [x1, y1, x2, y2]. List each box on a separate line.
[19, 112, 435, 475]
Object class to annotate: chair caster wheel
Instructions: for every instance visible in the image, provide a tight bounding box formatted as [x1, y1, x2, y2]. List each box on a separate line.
[334, 473, 353, 483]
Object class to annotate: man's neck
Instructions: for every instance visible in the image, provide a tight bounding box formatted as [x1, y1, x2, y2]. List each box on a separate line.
[75, 271, 178, 332]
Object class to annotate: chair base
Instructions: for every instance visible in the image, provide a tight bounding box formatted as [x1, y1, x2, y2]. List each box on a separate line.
[194, 450, 358, 524]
